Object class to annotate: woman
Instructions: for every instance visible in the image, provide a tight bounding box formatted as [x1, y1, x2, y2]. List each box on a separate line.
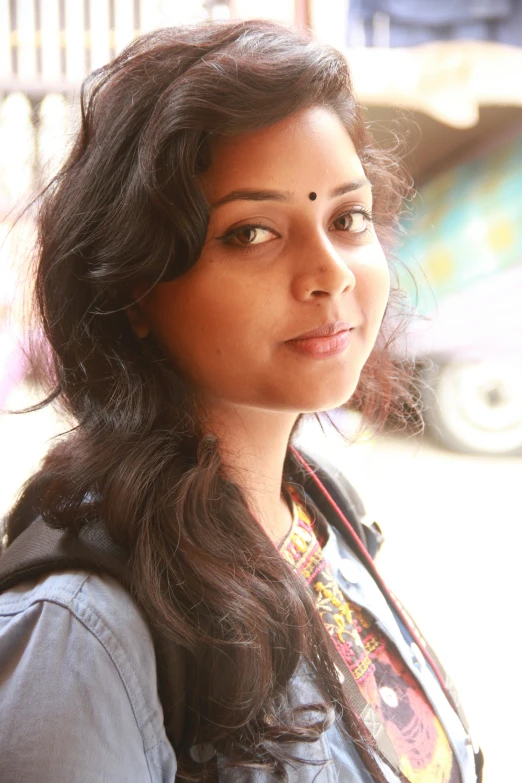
[0, 20, 479, 783]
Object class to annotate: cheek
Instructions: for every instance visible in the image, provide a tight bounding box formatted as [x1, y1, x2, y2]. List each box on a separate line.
[142, 281, 202, 362]
[144, 274, 264, 371]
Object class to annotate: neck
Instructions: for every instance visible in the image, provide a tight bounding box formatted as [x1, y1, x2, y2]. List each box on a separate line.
[201, 401, 299, 543]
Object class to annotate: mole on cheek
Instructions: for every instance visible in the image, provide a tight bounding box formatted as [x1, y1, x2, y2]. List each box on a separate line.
[308, 192, 317, 201]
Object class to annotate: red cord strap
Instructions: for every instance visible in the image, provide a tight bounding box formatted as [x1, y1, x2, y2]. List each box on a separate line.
[290, 446, 457, 711]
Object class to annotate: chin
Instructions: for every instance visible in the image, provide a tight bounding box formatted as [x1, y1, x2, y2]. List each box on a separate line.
[288, 376, 361, 414]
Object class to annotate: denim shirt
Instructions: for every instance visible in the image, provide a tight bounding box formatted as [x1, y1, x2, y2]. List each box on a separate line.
[0, 522, 477, 783]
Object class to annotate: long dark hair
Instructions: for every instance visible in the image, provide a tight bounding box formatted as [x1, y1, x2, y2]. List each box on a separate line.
[6, 20, 412, 781]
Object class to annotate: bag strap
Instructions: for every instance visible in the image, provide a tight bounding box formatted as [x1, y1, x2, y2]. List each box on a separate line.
[0, 516, 128, 592]
[291, 448, 384, 558]
[0, 515, 189, 753]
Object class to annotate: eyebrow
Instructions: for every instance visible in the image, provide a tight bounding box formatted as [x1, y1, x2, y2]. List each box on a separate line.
[211, 178, 371, 209]
[330, 179, 372, 198]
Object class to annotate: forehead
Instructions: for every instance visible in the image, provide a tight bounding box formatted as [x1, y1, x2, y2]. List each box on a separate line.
[201, 107, 366, 199]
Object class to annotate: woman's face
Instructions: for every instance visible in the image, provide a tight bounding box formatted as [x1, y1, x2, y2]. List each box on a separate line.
[140, 107, 390, 414]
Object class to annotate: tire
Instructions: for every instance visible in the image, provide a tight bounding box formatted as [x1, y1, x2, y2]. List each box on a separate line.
[419, 359, 522, 456]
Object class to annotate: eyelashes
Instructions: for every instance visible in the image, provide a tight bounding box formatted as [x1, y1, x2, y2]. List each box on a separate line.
[331, 207, 373, 234]
[218, 223, 280, 248]
[217, 207, 374, 251]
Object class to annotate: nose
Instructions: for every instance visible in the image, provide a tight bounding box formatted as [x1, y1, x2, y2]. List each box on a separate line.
[291, 235, 356, 301]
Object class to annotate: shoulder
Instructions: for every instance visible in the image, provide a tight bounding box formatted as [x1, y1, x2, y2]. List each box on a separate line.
[0, 569, 158, 705]
[0, 570, 176, 782]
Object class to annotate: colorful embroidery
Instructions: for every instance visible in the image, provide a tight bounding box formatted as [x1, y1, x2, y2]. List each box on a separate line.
[280, 488, 383, 685]
[280, 486, 461, 783]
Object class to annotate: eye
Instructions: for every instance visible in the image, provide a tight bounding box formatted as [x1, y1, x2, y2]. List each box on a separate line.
[331, 209, 372, 234]
[219, 224, 279, 247]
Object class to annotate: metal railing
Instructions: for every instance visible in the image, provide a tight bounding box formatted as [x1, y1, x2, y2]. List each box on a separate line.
[0, 0, 223, 210]
[0, 0, 220, 94]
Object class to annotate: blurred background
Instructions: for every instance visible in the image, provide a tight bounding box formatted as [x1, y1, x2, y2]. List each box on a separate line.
[1, 2, 521, 780]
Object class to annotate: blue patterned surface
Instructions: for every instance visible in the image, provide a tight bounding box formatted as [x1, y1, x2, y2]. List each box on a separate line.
[398, 136, 522, 316]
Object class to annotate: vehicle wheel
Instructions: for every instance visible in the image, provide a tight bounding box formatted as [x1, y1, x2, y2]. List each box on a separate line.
[420, 359, 522, 456]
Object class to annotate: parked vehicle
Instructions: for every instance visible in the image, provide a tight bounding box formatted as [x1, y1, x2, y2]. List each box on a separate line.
[399, 135, 522, 455]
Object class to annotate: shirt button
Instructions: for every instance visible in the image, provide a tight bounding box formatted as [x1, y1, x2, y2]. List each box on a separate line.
[339, 559, 361, 584]
[190, 743, 216, 763]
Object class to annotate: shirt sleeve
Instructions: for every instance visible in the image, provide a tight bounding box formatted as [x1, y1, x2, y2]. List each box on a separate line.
[0, 593, 161, 782]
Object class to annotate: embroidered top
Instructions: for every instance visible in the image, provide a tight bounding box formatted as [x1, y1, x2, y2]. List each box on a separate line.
[280, 486, 461, 783]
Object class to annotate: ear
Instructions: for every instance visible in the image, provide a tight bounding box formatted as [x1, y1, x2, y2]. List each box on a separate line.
[126, 304, 150, 339]
[126, 284, 151, 339]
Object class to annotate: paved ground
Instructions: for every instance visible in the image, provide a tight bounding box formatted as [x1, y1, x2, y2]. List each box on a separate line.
[1, 390, 520, 782]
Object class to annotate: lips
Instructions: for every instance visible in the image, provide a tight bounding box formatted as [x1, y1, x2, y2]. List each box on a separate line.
[287, 321, 353, 341]
[285, 321, 354, 359]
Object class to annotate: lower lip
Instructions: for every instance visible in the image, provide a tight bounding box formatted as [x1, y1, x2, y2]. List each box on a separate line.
[285, 330, 353, 358]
